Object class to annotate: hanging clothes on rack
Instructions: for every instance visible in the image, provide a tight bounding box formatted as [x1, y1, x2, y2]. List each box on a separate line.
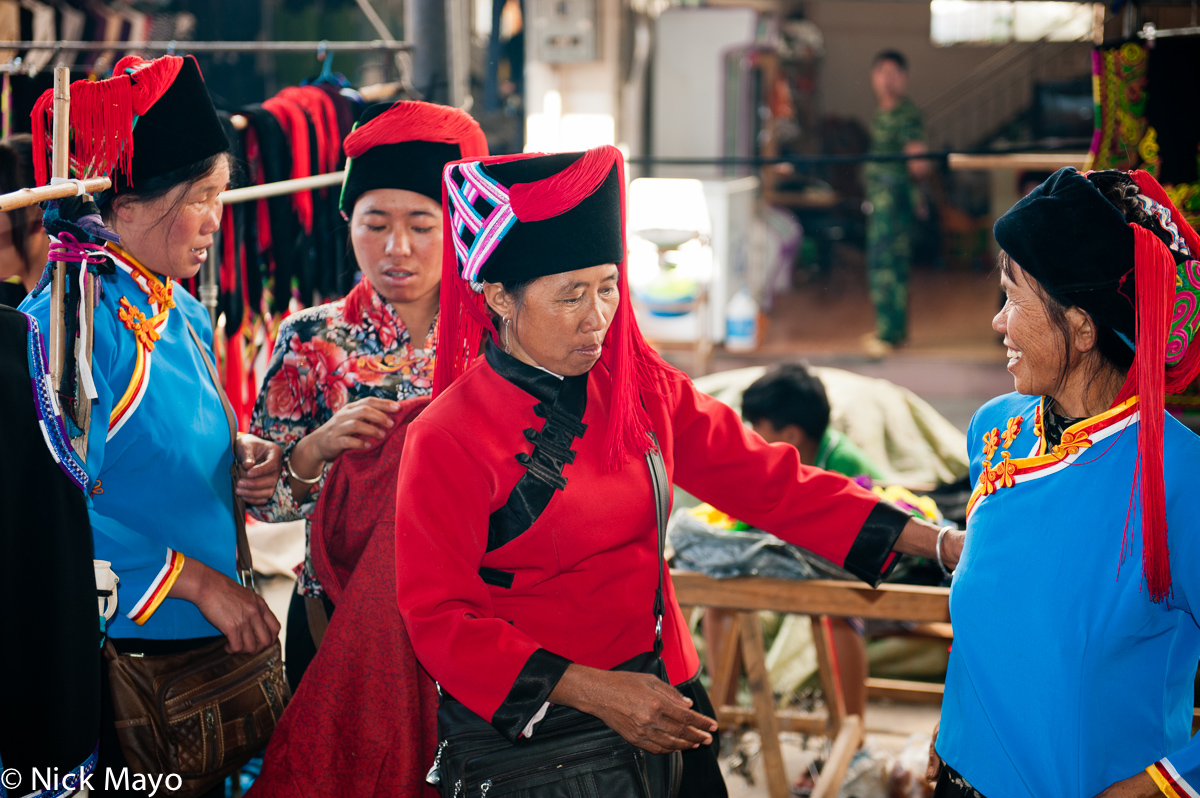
[1096, 34, 1200, 412]
[0, 0, 20, 65]
[240, 105, 302, 317]
[18, 0, 57, 74]
[1091, 36, 1200, 227]
[261, 94, 316, 307]
[51, 0, 87, 67]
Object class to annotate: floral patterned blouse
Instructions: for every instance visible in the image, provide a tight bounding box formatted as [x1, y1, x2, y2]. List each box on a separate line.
[248, 282, 437, 597]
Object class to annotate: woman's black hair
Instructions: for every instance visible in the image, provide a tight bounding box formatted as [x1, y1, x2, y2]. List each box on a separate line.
[0, 134, 39, 267]
[101, 151, 233, 228]
[1000, 170, 1182, 405]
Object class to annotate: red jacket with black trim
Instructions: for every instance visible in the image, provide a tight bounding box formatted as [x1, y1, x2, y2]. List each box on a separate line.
[395, 343, 907, 743]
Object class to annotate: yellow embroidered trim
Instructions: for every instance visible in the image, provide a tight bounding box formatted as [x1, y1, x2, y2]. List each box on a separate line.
[982, 428, 1000, 460]
[110, 244, 175, 310]
[118, 297, 163, 351]
[1034, 400, 1046, 454]
[107, 247, 174, 432]
[1002, 416, 1022, 448]
[965, 396, 1140, 519]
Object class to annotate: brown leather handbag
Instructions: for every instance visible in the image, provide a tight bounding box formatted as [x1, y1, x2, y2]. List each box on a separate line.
[101, 316, 290, 798]
[104, 637, 288, 796]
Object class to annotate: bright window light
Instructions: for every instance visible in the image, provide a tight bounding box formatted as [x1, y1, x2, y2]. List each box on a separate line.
[931, 0, 1094, 45]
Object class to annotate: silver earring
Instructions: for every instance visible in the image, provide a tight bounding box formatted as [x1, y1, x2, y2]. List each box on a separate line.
[503, 318, 512, 355]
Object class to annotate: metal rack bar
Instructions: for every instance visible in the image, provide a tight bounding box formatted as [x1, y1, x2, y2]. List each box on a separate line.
[1141, 23, 1200, 40]
[218, 171, 345, 205]
[0, 40, 412, 53]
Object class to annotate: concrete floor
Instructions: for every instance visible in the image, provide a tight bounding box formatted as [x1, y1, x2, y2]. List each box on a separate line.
[720, 700, 941, 797]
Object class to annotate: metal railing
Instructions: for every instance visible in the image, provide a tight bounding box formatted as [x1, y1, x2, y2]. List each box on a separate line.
[922, 37, 1091, 150]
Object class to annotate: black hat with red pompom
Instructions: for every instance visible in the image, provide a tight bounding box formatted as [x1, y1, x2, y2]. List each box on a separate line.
[31, 55, 229, 190]
[339, 100, 487, 216]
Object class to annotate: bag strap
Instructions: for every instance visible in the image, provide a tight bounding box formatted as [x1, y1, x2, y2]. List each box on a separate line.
[644, 433, 669, 657]
[182, 313, 255, 589]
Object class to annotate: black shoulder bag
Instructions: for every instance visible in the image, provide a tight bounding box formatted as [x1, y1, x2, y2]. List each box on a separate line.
[428, 441, 683, 798]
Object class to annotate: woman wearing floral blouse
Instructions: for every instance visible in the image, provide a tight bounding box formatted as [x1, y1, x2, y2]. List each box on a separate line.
[249, 101, 488, 690]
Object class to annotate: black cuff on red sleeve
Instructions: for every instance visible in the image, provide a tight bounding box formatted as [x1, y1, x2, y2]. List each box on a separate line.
[491, 648, 573, 743]
[843, 501, 910, 587]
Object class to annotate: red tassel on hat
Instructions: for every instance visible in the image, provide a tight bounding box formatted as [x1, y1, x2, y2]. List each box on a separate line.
[114, 55, 184, 115]
[1110, 171, 1200, 602]
[30, 56, 184, 187]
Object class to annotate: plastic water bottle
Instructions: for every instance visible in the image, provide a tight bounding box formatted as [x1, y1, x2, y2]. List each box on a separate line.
[725, 288, 759, 352]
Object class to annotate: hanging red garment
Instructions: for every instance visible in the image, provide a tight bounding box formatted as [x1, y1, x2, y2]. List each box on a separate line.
[276, 86, 341, 174]
[246, 397, 438, 798]
[261, 96, 314, 234]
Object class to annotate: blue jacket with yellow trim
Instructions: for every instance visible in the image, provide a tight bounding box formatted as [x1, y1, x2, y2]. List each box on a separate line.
[938, 391, 1200, 797]
[20, 249, 237, 640]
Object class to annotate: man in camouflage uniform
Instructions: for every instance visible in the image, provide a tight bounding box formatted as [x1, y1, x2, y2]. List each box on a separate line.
[862, 50, 928, 357]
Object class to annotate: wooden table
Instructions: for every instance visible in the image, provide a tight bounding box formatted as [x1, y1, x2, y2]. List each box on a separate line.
[671, 572, 951, 798]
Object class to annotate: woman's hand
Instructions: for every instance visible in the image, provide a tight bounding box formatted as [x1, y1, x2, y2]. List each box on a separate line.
[926, 721, 942, 783]
[169, 557, 281, 654]
[1092, 771, 1161, 798]
[548, 664, 718, 754]
[286, 398, 400, 494]
[234, 434, 283, 505]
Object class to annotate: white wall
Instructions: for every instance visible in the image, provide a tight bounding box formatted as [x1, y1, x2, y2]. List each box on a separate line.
[524, 0, 623, 151]
[807, 1, 1008, 135]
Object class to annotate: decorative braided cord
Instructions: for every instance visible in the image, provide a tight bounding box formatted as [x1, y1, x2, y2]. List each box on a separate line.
[23, 310, 90, 493]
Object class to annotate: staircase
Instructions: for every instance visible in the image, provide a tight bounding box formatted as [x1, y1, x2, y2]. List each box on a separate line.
[922, 38, 1093, 151]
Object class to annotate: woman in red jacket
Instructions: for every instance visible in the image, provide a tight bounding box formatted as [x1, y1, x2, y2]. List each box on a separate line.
[395, 145, 961, 796]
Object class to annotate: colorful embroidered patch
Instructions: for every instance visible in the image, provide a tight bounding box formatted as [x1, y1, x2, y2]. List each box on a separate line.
[445, 161, 518, 284]
[1168, 259, 1200, 365]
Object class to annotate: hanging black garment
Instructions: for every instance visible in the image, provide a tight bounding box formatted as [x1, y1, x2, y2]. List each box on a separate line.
[314, 84, 368, 296]
[0, 306, 101, 785]
[1145, 37, 1200, 188]
[217, 111, 248, 331]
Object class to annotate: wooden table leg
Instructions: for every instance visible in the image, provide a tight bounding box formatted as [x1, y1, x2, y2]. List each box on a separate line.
[737, 610, 790, 798]
[706, 609, 743, 709]
[811, 615, 846, 735]
[810, 714, 863, 798]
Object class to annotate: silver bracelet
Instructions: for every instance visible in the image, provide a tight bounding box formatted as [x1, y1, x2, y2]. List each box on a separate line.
[285, 453, 323, 485]
[936, 525, 954, 580]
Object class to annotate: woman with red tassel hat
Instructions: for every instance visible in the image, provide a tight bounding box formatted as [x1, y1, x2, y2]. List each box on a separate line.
[19, 56, 282, 796]
[928, 169, 1200, 798]
[396, 145, 963, 797]
[247, 99, 487, 693]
